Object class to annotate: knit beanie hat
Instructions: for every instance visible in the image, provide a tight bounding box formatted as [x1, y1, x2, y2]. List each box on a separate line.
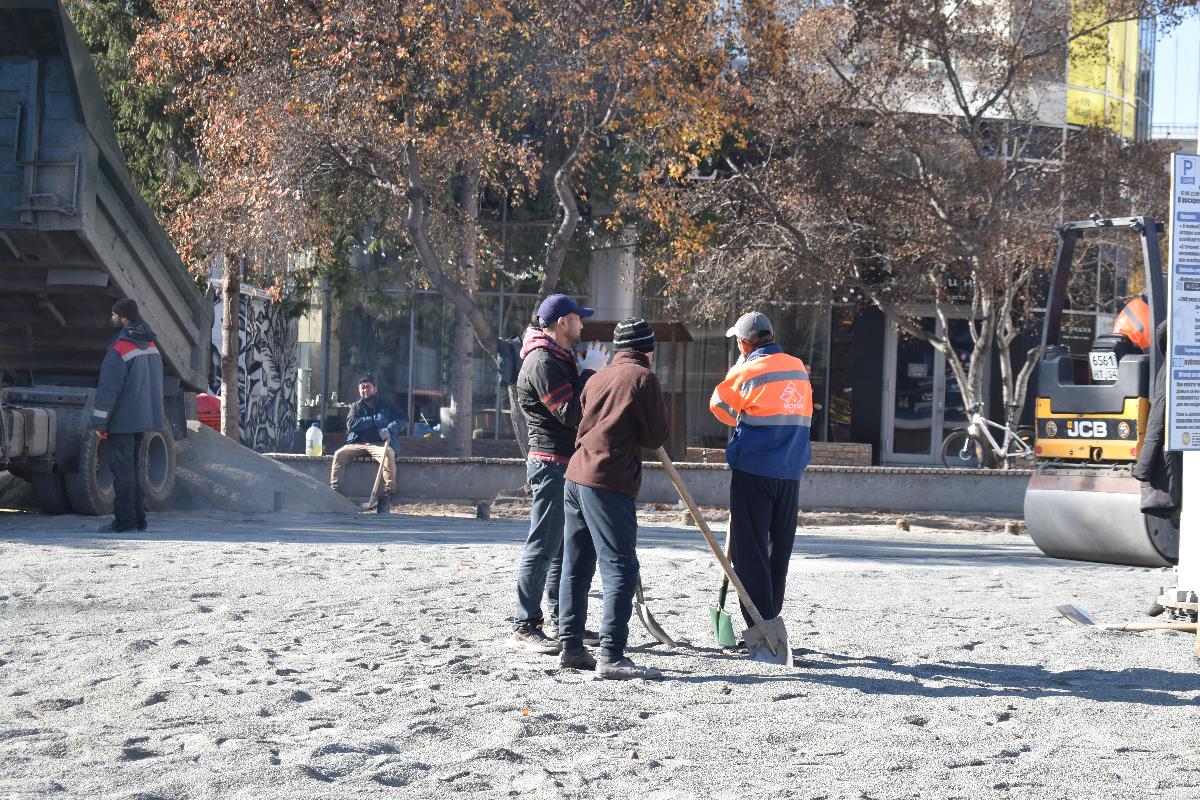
[613, 317, 654, 353]
[112, 298, 140, 322]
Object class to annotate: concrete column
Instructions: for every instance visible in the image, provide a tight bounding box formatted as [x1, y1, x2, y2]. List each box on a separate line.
[1177, 450, 1200, 596]
[588, 229, 639, 321]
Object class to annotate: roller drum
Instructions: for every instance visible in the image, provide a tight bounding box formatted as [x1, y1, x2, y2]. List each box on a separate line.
[1024, 470, 1178, 568]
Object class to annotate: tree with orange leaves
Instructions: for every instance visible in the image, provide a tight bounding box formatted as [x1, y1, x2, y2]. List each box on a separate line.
[135, 0, 725, 454]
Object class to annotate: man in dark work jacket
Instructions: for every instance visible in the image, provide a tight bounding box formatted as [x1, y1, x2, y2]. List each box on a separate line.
[558, 318, 669, 680]
[509, 294, 608, 653]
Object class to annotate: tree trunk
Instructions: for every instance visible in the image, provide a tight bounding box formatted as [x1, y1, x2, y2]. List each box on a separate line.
[448, 158, 481, 456]
[540, 147, 582, 297]
[220, 263, 241, 443]
[449, 307, 474, 455]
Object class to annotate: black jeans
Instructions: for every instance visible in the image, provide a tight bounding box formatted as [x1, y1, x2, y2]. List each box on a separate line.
[513, 457, 566, 629]
[109, 432, 145, 530]
[729, 468, 800, 626]
[559, 479, 638, 661]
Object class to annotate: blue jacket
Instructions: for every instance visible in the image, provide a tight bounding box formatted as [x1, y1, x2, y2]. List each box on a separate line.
[92, 322, 165, 434]
[346, 397, 406, 446]
[709, 344, 812, 480]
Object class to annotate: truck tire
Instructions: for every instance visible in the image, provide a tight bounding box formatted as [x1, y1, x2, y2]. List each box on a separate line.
[65, 431, 115, 516]
[30, 473, 71, 515]
[139, 424, 176, 511]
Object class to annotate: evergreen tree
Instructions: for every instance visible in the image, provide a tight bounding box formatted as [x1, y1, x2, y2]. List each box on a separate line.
[64, 0, 199, 216]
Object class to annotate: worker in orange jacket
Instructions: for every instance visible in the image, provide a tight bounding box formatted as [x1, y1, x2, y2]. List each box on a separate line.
[709, 312, 812, 639]
[1113, 295, 1151, 352]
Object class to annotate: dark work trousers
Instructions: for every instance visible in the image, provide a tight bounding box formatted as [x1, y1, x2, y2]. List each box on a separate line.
[108, 432, 146, 530]
[559, 479, 638, 661]
[513, 457, 566, 630]
[729, 468, 800, 627]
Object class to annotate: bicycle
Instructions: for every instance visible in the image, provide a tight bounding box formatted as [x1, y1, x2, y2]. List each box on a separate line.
[940, 402, 1034, 469]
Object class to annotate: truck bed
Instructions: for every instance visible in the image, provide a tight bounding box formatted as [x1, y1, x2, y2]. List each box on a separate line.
[0, 0, 211, 391]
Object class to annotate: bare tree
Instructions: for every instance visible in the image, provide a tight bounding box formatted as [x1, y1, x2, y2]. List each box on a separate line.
[638, 0, 1182, 460]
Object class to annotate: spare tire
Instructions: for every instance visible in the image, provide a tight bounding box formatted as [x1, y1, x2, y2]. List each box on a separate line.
[138, 424, 176, 510]
[65, 431, 115, 516]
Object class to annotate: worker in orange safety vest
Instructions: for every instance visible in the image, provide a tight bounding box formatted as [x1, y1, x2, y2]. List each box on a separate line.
[1113, 294, 1151, 352]
[709, 311, 812, 641]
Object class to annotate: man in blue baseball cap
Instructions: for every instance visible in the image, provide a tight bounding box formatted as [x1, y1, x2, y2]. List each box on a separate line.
[508, 293, 610, 654]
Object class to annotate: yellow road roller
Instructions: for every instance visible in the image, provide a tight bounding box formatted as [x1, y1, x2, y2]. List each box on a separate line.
[1024, 216, 1180, 568]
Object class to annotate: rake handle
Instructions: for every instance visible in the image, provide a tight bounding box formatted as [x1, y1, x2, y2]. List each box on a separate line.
[655, 447, 768, 628]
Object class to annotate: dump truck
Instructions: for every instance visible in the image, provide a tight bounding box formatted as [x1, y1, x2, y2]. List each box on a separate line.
[1024, 216, 1181, 568]
[0, 0, 212, 514]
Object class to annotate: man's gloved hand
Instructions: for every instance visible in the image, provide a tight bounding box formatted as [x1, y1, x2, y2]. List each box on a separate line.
[386, 420, 402, 435]
[577, 341, 610, 373]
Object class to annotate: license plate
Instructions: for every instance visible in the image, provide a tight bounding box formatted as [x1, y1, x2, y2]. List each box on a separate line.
[1089, 351, 1118, 382]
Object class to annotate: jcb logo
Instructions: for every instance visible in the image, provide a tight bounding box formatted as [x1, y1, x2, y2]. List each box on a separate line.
[1066, 420, 1108, 438]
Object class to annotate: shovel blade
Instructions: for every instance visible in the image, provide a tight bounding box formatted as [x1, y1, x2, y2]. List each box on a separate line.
[637, 600, 677, 648]
[710, 606, 737, 648]
[744, 616, 793, 666]
[1056, 604, 1097, 626]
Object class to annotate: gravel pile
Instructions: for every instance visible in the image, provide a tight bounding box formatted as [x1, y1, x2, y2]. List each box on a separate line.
[0, 509, 1195, 799]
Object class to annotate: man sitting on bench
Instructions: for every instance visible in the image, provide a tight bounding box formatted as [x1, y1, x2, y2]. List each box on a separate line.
[330, 374, 405, 513]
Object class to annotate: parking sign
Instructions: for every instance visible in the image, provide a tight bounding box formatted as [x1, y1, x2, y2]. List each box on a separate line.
[1169, 153, 1200, 450]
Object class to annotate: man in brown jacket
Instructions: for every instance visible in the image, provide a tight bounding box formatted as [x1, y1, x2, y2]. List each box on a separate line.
[557, 318, 670, 679]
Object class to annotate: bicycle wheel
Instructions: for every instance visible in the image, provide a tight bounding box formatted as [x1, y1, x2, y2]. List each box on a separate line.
[1005, 426, 1036, 468]
[940, 428, 989, 468]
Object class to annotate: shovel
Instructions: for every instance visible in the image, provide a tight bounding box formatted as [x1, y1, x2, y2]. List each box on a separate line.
[361, 455, 387, 512]
[1056, 604, 1198, 632]
[361, 430, 393, 512]
[635, 577, 677, 647]
[710, 534, 737, 648]
[655, 447, 793, 666]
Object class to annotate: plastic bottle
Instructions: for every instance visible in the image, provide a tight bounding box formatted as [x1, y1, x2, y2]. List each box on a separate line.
[305, 423, 323, 456]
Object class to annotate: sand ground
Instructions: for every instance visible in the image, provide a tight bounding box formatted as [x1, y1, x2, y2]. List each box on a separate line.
[1, 507, 1196, 800]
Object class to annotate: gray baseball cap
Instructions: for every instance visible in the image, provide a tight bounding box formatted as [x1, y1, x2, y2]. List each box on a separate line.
[726, 311, 773, 340]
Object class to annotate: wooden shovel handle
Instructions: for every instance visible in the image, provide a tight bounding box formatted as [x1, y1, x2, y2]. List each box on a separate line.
[1102, 622, 1199, 632]
[655, 447, 767, 627]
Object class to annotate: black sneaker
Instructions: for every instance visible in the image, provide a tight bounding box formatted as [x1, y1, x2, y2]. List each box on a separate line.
[597, 657, 662, 681]
[98, 522, 134, 533]
[136, 520, 147, 532]
[507, 626, 560, 655]
[545, 623, 601, 648]
[559, 647, 596, 671]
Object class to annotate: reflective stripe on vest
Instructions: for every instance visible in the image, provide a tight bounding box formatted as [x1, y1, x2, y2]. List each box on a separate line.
[738, 369, 810, 396]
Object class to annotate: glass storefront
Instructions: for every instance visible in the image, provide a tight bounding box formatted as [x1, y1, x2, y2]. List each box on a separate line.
[301, 287, 841, 451]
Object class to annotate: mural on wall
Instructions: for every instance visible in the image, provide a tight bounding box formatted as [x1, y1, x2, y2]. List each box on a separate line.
[212, 289, 300, 453]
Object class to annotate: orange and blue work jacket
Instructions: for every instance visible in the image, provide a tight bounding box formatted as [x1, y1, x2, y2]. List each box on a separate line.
[1113, 295, 1151, 352]
[709, 344, 812, 480]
